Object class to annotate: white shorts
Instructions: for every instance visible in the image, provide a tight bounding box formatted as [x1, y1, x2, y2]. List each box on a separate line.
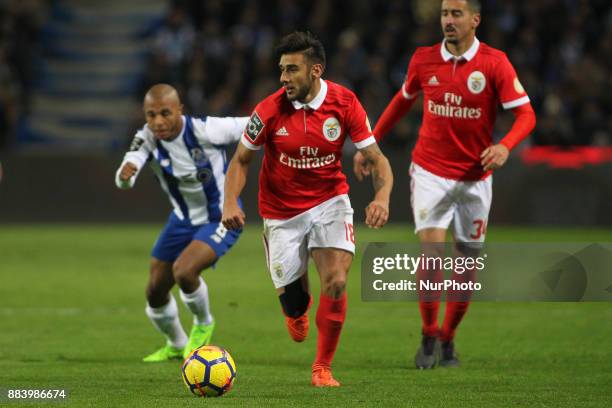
[410, 163, 492, 242]
[262, 194, 355, 289]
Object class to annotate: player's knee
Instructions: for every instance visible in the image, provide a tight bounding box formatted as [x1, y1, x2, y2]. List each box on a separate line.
[172, 263, 186, 283]
[421, 242, 446, 258]
[172, 261, 198, 289]
[329, 278, 347, 296]
[322, 276, 347, 298]
[172, 268, 189, 286]
[454, 242, 482, 257]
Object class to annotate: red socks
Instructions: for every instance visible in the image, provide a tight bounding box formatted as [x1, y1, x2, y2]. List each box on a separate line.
[440, 301, 470, 342]
[417, 266, 442, 337]
[439, 268, 475, 341]
[419, 301, 441, 337]
[417, 265, 472, 341]
[419, 300, 471, 341]
[313, 294, 347, 368]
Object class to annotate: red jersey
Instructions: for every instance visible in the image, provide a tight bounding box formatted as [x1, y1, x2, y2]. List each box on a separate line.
[403, 38, 530, 180]
[241, 79, 375, 219]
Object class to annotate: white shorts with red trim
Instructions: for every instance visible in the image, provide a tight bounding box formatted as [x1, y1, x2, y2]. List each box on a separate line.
[410, 163, 492, 242]
[262, 194, 355, 289]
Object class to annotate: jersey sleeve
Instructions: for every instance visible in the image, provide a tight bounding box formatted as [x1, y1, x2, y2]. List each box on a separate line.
[241, 104, 269, 151]
[347, 95, 376, 149]
[494, 54, 530, 110]
[194, 116, 250, 145]
[115, 126, 153, 189]
[401, 53, 422, 100]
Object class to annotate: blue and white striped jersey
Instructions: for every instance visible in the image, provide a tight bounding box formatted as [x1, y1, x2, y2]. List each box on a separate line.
[116, 115, 248, 225]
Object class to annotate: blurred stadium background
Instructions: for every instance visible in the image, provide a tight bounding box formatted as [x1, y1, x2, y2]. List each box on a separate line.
[0, 0, 610, 225]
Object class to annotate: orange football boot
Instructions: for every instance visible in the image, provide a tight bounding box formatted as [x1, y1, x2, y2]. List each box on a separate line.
[285, 296, 312, 342]
[311, 365, 341, 387]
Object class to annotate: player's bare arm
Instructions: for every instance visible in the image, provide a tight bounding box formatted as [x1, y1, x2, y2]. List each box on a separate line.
[358, 143, 393, 229]
[222, 143, 255, 230]
[119, 162, 139, 181]
[480, 144, 509, 171]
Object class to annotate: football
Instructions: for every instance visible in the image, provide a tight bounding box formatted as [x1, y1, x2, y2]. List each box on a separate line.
[181, 345, 236, 397]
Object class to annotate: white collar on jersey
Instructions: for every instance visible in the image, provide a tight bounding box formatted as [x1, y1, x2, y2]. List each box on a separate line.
[291, 78, 327, 111]
[440, 37, 480, 62]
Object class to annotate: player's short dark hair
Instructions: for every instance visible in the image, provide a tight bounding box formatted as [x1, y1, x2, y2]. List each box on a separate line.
[442, 0, 481, 13]
[466, 0, 481, 13]
[275, 31, 326, 68]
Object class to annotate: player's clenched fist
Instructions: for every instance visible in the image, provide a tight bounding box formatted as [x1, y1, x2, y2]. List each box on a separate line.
[119, 162, 138, 181]
[365, 200, 389, 229]
[222, 202, 245, 230]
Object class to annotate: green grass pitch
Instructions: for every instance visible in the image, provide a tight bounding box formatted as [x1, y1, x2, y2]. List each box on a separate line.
[1, 224, 611, 407]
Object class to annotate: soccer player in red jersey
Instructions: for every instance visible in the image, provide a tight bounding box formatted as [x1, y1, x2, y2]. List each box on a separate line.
[222, 31, 393, 387]
[354, 0, 536, 368]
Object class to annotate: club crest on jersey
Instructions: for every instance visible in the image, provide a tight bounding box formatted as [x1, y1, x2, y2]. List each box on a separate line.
[467, 71, 486, 94]
[196, 168, 213, 185]
[245, 111, 264, 143]
[419, 208, 428, 221]
[272, 263, 283, 279]
[189, 147, 208, 166]
[322, 117, 341, 142]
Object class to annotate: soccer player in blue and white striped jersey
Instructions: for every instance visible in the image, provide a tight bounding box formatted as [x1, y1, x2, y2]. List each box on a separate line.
[116, 84, 248, 362]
